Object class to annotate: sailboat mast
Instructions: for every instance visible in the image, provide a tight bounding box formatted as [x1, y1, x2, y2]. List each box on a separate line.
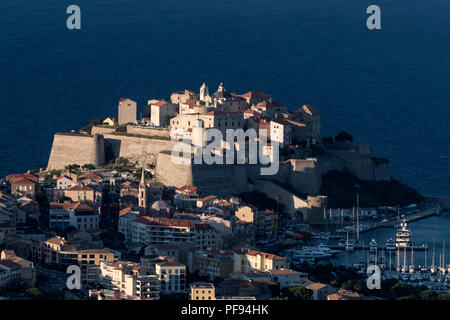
[389, 250, 392, 271]
[433, 236, 436, 267]
[403, 247, 407, 269]
[356, 193, 359, 241]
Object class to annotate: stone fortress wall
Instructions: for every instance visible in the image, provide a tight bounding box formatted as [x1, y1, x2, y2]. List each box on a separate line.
[47, 125, 390, 197]
[47, 133, 105, 170]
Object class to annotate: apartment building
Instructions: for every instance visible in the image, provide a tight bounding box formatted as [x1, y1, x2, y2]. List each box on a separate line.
[233, 250, 289, 273]
[118, 207, 140, 242]
[269, 269, 308, 289]
[190, 283, 216, 300]
[155, 259, 186, 295]
[235, 206, 279, 241]
[131, 217, 196, 245]
[99, 261, 160, 300]
[64, 183, 102, 204]
[11, 178, 36, 198]
[194, 223, 218, 250]
[193, 248, 234, 280]
[78, 249, 117, 283]
[32, 237, 116, 283]
[1, 249, 36, 287]
[49, 201, 100, 231]
[0, 259, 21, 288]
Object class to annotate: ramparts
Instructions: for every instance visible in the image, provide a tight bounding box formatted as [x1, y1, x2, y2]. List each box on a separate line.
[47, 133, 105, 170]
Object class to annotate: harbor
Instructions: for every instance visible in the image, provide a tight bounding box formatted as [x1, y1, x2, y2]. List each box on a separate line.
[279, 208, 450, 293]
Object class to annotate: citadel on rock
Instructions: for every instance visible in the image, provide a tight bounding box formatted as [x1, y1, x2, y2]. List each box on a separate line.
[47, 82, 390, 223]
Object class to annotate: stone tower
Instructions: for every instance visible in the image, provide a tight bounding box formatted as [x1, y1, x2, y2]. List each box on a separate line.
[118, 98, 137, 125]
[138, 168, 147, 213]
[200, 82, 209, 101]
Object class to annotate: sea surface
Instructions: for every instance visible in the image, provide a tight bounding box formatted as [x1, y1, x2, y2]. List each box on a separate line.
[0, 0, 449, 197]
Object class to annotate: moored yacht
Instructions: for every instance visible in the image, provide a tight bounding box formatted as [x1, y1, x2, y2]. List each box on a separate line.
[369, 239, 377, 253]
[396, 219, 412, 248]
[346, 232, 354, 251]
[386, 238, 396, 250]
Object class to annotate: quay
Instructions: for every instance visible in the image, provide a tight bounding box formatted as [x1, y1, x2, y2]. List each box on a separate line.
[342, 204, 442, 234]
[328, 245, 428, 251]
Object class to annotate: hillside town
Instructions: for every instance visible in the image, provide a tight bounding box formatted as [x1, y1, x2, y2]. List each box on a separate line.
[0, 83, 449, 301]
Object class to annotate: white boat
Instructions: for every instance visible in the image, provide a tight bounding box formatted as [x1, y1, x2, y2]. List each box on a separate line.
[386, 238, 396, 250]
[396, 219, 412, 248]
[314, 232, 330, 241]
[346, 232, 354, 251]
[369, 239, 377, 253]
[318, 243, 340, 254]
[296, 247, 332, 259]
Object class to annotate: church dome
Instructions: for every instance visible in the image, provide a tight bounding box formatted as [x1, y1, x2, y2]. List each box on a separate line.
[151, 200, 172, 210]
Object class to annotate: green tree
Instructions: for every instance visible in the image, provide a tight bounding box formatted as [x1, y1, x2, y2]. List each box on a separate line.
[420, 290, 437, 300]
[437, 293, 450, 300]
[25, 287, 44, 299]
[65, 164, 80, 171]
[57, 194, 72, 203]
[335, 131, 353, 143]
[82, 163, 96, 170]
[282, 286, 313, 300]
[81, 118, 103, 133]
[35, 185, 49, 215]
[390, 283, 416, 299]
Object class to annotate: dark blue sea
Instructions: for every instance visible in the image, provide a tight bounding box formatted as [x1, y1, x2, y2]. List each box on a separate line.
[0, 0, 449, 197]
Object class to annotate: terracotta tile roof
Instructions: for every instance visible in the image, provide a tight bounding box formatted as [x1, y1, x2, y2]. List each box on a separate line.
[44, 237, 66, 246]
[244, 250, 286, 261]
[198, 195, 217, 202]
[50, 201, 98, 211]
[270, 269, 300, 275]
[0, 259, 21, 269]
[6, 173, 38, 182]
[152, 100, 168, 107]
[306, 282, 328, 291]
[240, 91, 271, 99]
[119, 207, 134, 216]
[67, 184, 94, 191]
[71, 201, 99, 211]
[78, 172, 102, 181]
[176, 185, 198, 193]
[50, 202, 76, 210]
[79, 249, 114, 255]
[134, 216, 195, 228]
[194, 223, 215, 231]
[156, 260, 185, 267]
[11, 177, 36, 185]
